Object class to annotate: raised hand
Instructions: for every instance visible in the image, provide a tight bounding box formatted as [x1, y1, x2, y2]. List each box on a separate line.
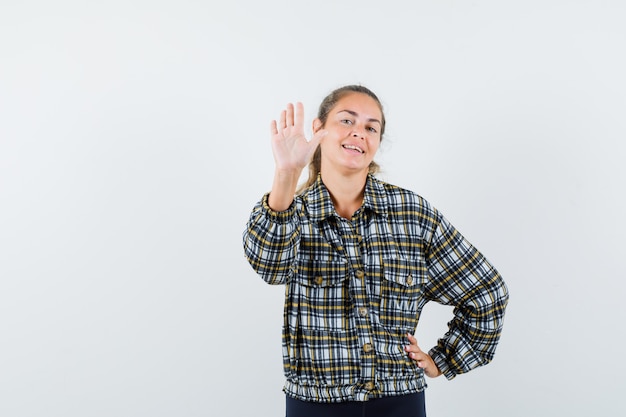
[270, 102, 326, 173]
[267, 102, 327, 211]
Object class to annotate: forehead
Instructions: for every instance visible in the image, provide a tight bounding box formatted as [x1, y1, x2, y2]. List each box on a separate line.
[331, 92, 382, 120]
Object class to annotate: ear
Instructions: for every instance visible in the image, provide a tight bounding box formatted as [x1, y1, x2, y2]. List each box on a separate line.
[312, 118, 323, 133]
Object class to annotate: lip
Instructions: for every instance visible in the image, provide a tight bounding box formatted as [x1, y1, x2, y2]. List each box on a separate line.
[341, 143, 365, 154]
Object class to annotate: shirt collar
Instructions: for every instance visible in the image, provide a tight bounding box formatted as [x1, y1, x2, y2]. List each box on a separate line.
[304, 174, 389, 222]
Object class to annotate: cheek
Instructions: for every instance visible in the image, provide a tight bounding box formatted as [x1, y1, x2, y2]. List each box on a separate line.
[368, 137, 382, 151]
[336, 125, 352, 136]
[327, 120, 351, 135]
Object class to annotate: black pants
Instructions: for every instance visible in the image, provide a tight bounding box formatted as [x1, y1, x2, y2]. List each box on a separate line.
[285, 392, 426, 417]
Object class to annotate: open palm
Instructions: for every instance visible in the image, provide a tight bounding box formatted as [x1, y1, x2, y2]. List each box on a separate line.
[270, 102, 325, 172]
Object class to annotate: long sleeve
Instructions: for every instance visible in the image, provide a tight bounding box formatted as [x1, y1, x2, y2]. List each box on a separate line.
[424, 212, 509, 380]
[243, 193, 301, 285]
[242, 176, 509, 400]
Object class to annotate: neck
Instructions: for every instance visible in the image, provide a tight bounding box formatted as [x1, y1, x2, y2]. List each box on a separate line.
[320, 168, 369, 219]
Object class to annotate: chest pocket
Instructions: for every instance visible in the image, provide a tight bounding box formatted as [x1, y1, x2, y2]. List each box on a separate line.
[291, 259, 351, 331]
[380, 257, 428, 331]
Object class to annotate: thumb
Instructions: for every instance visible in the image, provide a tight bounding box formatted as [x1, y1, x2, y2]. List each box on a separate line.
[309, 129, 328, 147]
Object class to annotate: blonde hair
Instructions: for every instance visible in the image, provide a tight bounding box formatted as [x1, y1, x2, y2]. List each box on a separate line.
[297, 85, 386, 194]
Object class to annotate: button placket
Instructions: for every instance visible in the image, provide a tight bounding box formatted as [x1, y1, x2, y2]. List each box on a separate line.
[343, 216, 378, 396]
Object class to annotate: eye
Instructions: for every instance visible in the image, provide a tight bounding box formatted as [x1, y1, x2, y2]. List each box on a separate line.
[340, 119, 353, 125]
[367, 126, 378, 133]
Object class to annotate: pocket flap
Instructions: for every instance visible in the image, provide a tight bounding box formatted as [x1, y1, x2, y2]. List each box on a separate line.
[383, 257, 428, 287]
[294, 259, 350, 287]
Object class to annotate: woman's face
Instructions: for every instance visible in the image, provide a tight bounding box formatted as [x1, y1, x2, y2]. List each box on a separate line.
[314, 92, 383, 175]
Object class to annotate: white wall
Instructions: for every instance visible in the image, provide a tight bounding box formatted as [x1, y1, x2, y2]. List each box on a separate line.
[1, 1, 624, 416]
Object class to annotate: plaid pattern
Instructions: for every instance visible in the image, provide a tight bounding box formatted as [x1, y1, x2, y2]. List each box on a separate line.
[243, 175, 509, 402]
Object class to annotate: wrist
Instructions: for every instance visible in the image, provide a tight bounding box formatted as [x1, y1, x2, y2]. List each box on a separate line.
[268, 169, 301, 211]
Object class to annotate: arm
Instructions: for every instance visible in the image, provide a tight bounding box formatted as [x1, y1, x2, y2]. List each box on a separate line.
[242, 102, 326, 284]
[424, 213, 509, 380]
[243, 194, 300, 285]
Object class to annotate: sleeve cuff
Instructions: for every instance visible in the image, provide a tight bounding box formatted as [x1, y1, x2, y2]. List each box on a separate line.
[429, 347, 457, 381]
[261, 193, 297, 222]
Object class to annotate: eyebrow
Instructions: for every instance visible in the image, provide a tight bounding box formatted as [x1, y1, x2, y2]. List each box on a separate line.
[337, 109, 381, 125]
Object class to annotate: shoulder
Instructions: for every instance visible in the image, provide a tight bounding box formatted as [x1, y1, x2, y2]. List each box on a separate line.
[373, 177, 438, 216]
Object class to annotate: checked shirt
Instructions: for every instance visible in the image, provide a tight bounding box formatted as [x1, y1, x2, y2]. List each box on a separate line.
[243, 174, 509, 402]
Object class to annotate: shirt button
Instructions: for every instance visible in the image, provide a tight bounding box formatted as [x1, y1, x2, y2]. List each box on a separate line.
[358, 307, 368, 317]
[406, 274, 414, 286]
[363, 343, 374, 353]
[355, 270, 365, 279]
[314, 276, 323, 285]
[364, 381, 375, 391]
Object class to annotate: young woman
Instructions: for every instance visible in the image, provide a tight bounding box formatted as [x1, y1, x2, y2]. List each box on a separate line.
[243, 85, 509, 417]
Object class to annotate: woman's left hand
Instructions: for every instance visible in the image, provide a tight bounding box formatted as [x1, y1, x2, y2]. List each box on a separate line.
[405, 333, 442, 378]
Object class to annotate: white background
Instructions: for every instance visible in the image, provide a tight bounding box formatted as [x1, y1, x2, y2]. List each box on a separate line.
[1, 1, 625, 416]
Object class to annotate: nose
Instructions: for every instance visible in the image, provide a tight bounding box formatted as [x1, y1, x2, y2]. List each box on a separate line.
[352, 127, 365, 139]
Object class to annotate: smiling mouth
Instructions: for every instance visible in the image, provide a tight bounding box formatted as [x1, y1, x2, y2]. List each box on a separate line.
[342, 144, 364, 154]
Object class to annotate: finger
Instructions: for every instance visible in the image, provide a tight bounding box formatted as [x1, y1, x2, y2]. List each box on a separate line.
[406, 345, 421, 355]
[280, 110, 287, 129]
[405, 345, 421, 359]
[409, 350, 429, 365]
[406, 333, 421, 351]
[409, 351, 426, 366]
[270, 120, 278, 136]
[285, 103, 294, 127]
[294, 102, 305, 130]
